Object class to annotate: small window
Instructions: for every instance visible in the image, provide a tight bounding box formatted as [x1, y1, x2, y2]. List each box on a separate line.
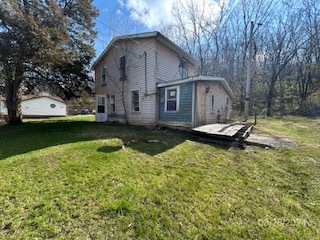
[97, 96, 105, 113]
[211, 95, 215, 112]
[132, 90, 139, 112]
[178, 56, 188, 79]
[120, 56, 126, 80]
[110, 95, 116, 112]
[101, 65, 106, 85]
[226, 96, 229, 105]
[165, 86, 179, 112]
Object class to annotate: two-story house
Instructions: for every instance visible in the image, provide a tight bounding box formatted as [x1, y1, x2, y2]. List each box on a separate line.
[92, 31, 235, 128]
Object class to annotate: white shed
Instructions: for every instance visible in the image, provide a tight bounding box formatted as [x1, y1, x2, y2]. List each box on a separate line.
[0, 97, 7, 115]
[21, 96, 67, 117]
[0, 95, 67, 117]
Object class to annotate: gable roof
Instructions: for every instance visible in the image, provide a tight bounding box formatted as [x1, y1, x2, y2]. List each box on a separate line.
[92, 31, 198, 69]
[0, 95, 65, 103]
[22, 95, 65, 103]
[157, 75, 236, 100]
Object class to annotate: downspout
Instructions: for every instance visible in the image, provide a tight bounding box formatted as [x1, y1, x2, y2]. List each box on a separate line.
[144, 51, 148, 96]
[154, 39, 159, 126]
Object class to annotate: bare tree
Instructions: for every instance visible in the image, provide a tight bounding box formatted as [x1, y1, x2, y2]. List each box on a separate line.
[295, 0, 320, 102]
[161, 0, 224, 75]
[96, 13, 144, 123]
[257, 0, 304, 116]
[159, 0, 320, 116]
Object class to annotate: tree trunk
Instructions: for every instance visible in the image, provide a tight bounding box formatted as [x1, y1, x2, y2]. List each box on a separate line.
[5, 80, 23, 124]
[266, 82, 275, 117]
[121, 79, 128, 124]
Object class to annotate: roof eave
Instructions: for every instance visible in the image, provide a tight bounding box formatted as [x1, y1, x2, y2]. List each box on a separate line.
[92, 31, 199, 70]
[157, 75, 235, 100]
[92, 31, 160, 70]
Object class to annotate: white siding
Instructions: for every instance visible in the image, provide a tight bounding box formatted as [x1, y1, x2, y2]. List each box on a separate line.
[22, 97, 66, 116]
[156, 41, 197, 82]
[95, 38, 158, 126]
[205, 82, 232, 124]
[0, 100, 7, 115]
[1, 98, 67, 117]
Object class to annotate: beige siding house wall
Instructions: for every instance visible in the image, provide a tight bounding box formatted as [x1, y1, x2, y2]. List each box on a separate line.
[94, 38, 160, 125]
[199, 81, 232, 124]
[156, 40, 197, 82]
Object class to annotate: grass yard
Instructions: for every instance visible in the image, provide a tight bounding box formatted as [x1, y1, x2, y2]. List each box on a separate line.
[0, 116, 319, 239]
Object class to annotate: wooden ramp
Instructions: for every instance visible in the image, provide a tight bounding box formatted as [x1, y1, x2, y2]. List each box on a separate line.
[192, 122, 254, 146]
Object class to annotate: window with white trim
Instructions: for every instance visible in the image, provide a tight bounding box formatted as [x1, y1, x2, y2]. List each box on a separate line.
[226, 96, 229, 105]
[101, 65, 106, 85]
[131, 90, 139, 112]
[165, 86, 179, 112]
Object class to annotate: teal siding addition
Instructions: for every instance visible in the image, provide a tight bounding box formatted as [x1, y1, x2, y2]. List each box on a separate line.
[159, 82, 193, 122]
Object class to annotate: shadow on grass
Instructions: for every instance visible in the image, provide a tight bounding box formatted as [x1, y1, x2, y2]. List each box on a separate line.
[0, 119, 230, 160]
[97, 145, 123, 153]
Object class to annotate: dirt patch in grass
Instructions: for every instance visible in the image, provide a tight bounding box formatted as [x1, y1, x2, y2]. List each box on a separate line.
[246, 134, 298, 148]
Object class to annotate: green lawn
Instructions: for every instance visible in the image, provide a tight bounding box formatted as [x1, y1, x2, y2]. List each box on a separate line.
[0, 116, 319, 239]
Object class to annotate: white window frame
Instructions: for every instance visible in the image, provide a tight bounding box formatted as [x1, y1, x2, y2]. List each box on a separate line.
[101, 65, 107, 86]
[165, 86, 180, 112]
[131, 90, 140, 112]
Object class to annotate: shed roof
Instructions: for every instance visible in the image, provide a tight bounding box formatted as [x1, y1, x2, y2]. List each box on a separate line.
[92, 31, 198, 69]
[157, 75, 236, 100]
[22, 95, 65, 103]
[0, 95, 65, 103]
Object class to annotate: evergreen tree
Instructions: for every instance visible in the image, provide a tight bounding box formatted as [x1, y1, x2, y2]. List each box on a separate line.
[0, 0, 98, 124]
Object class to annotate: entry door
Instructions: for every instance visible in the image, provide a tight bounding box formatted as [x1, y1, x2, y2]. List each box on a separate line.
[95, 95, 107, 122]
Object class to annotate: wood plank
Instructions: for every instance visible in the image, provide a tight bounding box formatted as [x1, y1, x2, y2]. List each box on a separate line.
[193, 123, 246, 137]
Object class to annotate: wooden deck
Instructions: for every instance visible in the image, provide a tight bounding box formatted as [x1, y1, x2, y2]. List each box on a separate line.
[192, 122, 254, 143]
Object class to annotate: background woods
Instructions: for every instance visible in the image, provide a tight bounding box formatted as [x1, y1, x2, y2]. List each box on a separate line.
[160, 0, 320, 117]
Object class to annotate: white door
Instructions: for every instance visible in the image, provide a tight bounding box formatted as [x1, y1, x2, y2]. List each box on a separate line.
[95, 95, 107, 122]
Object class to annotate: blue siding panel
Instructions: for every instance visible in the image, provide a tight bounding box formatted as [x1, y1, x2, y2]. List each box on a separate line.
[159, 82, 193, 122]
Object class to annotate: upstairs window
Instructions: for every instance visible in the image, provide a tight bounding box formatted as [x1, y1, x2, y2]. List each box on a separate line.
[120, 55, 127, 80]
[178, 55, 188, 79]
[165, 86, 180, 112]
[226, 96, 229, 106]
[132, 90, 139, 112]
[101, 65, 106, 85]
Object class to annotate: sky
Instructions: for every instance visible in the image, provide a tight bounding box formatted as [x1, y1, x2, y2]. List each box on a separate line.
[93, 0, 175, 58]
[93, 0, 226, 58]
